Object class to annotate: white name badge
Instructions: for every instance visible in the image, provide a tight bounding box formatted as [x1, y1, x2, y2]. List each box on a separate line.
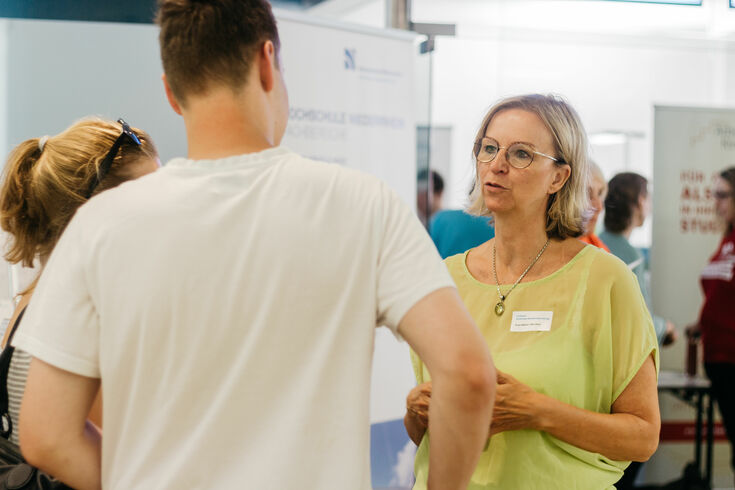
[510, 311, 553, 332]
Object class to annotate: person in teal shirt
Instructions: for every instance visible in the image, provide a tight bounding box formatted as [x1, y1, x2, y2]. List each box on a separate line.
[429, 172, 495, 259]
[430, 208, 495, 259]
[599, 172, 677, 347]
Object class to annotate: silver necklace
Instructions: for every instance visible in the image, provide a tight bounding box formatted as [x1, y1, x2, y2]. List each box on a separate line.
[492, 238, 550, 316]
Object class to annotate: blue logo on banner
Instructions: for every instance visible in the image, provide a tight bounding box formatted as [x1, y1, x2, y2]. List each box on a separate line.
[344, 48, 356, 70]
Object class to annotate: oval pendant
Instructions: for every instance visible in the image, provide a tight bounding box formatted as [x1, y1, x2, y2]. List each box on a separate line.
[494, 302, 505, 316]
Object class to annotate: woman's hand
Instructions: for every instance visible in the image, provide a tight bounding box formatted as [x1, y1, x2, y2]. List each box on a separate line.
[662, 321, 679, 347]
[406, 382, 432, 427]
[686, 322, 701, 340]
[404, 382, 432, 446]
[490, 371, 543, 437]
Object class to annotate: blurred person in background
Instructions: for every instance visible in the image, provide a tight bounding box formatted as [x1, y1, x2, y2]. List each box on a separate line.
[579, 160, 610, 252]
[429, 169, 444, 216]
[600, 172, 677, 347]
[687, 167, 735, 486]
[416, 169, 444, 226]
[430, 173, 495, 259]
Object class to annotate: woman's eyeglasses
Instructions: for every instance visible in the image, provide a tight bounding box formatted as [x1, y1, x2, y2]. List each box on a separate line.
[474, 137, 562, 169]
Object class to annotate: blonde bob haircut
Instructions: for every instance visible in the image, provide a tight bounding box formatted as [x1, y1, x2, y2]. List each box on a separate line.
[467, 94, 590, 240]
[0, 117, 157, 268]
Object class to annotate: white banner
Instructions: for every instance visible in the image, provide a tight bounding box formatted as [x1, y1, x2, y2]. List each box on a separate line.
[276, 12, 420, 428]
[276, 14, 420, 487]
[278, 11, 417, 208]
[648, 105, 735, 486]
[652, 106, 734, 369]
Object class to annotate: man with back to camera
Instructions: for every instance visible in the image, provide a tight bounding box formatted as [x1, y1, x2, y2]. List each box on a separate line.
[14, 1, 496, 489]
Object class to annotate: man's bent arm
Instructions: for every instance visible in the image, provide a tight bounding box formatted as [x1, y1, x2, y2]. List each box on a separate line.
[399, 287, 495, 490]
[20, 358, 102, 490]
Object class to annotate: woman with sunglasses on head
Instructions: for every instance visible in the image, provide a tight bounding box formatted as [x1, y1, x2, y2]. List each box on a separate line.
[686, 167, 735, 486]
[405, 94, 660, 489]
[0, 117, 158, 446]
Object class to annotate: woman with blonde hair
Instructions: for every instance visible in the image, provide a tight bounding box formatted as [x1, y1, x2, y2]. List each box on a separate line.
[0, 117, 158, 446]
[405, 94, 660, 489]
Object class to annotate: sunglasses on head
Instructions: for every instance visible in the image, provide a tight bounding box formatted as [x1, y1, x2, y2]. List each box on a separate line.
[85, 118, 141, 198]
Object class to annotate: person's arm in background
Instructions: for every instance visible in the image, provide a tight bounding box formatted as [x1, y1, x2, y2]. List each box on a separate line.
[634, 261, 676, 346]
[20, 358, 101, 490]
[11, 210, 104, 490]
[654, 315, 678, 346]
[3, 293, 104, 429]
[399, 287, 495, 490]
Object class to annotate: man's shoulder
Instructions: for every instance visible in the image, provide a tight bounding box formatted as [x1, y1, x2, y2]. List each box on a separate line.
[77, 149, 395, 230]
[67, 170, 173, 244]
[287, 153, 385, 189]
[79, 170, 161, 215]
[281, 153, 395, 212]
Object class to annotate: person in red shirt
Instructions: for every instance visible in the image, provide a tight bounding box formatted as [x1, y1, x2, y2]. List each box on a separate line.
[688, 166, 735, 482]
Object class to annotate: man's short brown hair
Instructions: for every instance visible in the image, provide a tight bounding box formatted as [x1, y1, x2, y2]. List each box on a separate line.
[156, 0, 280, 106]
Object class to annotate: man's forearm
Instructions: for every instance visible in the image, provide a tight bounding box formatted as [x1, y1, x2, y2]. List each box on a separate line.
[426, 373, 494, 490]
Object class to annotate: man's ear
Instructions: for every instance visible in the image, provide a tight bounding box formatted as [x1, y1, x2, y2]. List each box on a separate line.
[258, 40, 278, 93]
[162, 74, 183, 116]
[549, 164, 572, 195]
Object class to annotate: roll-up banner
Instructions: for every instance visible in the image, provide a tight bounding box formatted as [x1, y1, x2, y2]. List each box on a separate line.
[649, 106, 735, 486]
[276, 13, 420, 489]
[277, 10, 417, 210]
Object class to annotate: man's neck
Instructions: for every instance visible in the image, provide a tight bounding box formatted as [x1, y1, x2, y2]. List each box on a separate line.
[182, 87, 278, 160]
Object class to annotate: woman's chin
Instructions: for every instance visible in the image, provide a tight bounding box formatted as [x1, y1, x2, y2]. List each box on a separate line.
[484, 199, 511, 215]
[486, 206, 509, 216]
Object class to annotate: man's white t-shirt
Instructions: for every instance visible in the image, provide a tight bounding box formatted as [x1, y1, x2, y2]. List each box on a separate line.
[14, 147, 454, 490]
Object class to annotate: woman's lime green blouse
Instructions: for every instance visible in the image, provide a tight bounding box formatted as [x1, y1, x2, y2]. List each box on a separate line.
[411, 245, 659, 490]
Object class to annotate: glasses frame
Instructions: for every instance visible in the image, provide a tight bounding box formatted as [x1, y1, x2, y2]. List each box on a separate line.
[85, 118, 142, 198]
[474, 137, 562, 169]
